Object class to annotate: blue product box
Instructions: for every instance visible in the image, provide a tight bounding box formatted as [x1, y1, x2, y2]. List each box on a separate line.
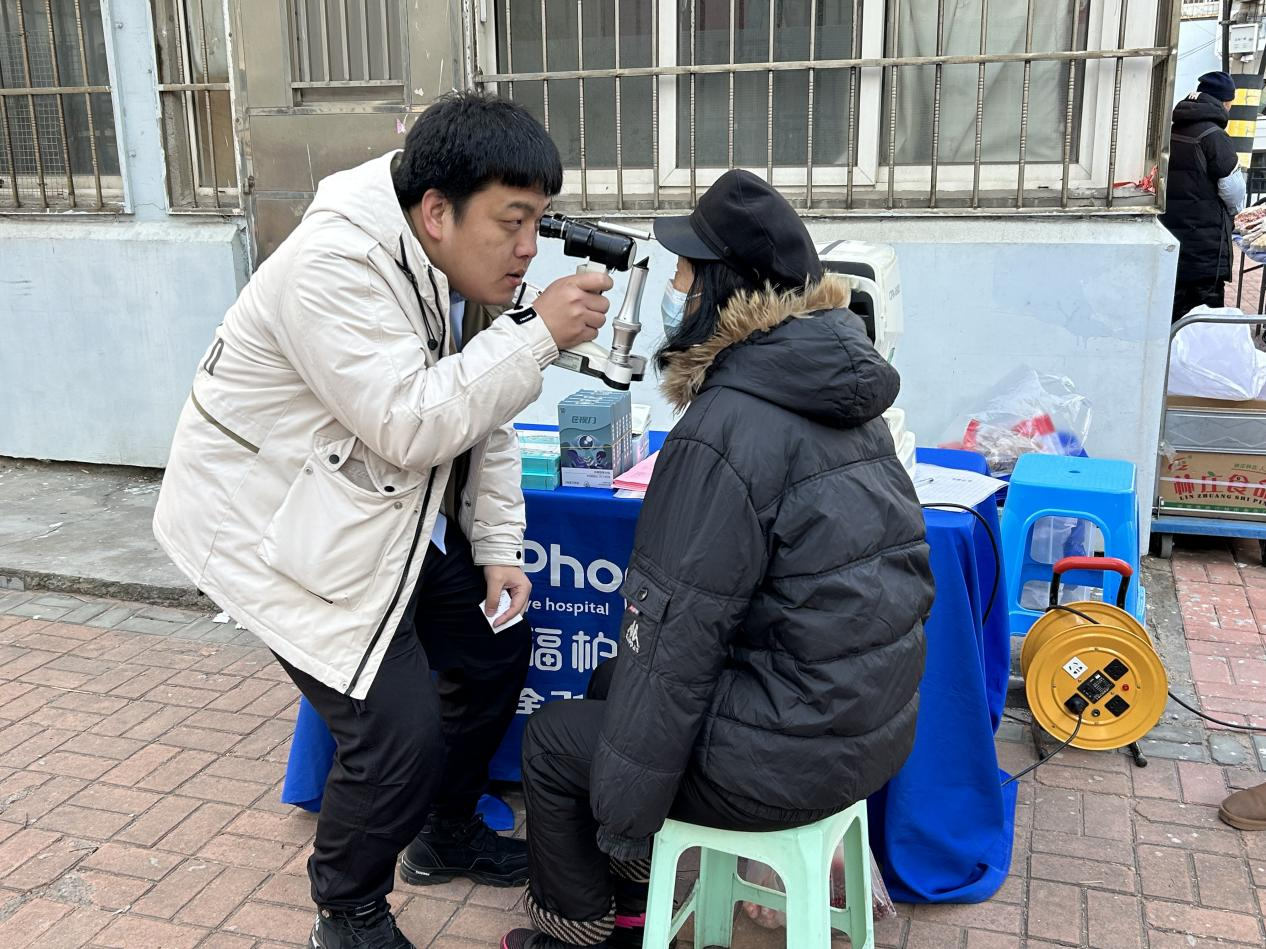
[518, 430, 561, 489]
[558, 389, 634, 488]
[522, 470, 561, 490]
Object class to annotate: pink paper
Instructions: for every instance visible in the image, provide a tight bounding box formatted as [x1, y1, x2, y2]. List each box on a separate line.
[612, 450, 659, 492]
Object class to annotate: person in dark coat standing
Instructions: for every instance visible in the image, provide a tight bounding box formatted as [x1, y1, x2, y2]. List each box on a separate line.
[1161, 70, 1247, 322]
[501, 170, 936, 949]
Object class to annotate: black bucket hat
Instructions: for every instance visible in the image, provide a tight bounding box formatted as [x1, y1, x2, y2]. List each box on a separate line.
[653, 169, 823, 291]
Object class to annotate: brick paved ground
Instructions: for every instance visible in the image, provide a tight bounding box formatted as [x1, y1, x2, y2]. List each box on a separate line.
[1, 542, 1265, 948]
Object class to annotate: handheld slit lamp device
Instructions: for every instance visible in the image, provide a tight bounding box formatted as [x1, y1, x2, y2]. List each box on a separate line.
[526, 213, 652, 391]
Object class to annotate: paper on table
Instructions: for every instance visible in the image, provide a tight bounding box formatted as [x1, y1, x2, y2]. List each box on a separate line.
[614, 488, 646, 500]
[612, 450, 660, 492]
[913, 463, 1007, 510]
[482, 590, 524, 631]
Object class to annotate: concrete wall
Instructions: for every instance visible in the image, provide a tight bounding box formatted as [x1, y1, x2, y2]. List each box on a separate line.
[0, 220, 245, 466]
[519, 217, 1177, 526]
[0, 0, 249, 467]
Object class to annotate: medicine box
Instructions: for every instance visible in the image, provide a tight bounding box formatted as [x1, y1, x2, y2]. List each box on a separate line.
[558, 389, 634, 488]
[518, 430, 561, 490]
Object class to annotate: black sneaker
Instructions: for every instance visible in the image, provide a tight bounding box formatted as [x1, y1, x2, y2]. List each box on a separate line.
[399, 813, 529, 887]
[310, 902, 414, 949]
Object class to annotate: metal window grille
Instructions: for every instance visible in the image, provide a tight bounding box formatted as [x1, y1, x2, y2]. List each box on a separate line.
[1180, 1, 1219, 18]
[290, 0, 404, 102]
[472, 0, 1178, 215]
[0, 0, 120, 212]
[153, 0, 238, 212]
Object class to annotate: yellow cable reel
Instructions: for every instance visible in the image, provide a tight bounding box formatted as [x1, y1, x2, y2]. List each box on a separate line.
[1020, 601, 1151, 679]
[1023, 557, 1168, 752]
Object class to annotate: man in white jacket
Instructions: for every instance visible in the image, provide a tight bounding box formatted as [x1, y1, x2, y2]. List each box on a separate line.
[153, 92, 609, 948]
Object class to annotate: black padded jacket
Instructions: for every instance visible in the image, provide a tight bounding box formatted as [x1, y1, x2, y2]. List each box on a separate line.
[1161, 93, 1239, 284]
[590, 277, 936, 860]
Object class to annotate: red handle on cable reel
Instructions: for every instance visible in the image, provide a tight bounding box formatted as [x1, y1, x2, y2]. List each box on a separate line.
[1049, 556, 1133, 611]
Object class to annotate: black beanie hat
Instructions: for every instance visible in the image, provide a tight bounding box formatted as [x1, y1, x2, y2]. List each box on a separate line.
[1198, 71, 1236, 103]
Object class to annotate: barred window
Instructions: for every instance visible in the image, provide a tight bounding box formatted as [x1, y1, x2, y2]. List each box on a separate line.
[152, 0, 239, 212]
[473, 0, 1174, 213]
[0, 0, 121, 212]
[290, 0, 405, 104]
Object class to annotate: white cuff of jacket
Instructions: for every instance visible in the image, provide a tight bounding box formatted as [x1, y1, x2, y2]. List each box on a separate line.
[500, 307, 560, 369]
[473, 539, 527, 567]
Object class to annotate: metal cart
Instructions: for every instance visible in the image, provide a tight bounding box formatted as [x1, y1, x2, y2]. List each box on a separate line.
[1153, 312, 1266, 566]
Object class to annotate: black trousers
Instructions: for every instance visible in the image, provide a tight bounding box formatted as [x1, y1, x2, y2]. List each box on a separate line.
[521, 659, 789, 928]
[276, 522, 531, 910]
[1173, 277, 1228, 322]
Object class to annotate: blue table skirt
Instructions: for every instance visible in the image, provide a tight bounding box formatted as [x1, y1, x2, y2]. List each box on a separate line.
[869, 447, 1016, 904]
[281, 444, 1015, 904]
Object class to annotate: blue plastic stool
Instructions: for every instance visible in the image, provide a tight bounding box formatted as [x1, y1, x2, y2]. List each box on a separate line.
[642, 800, 873, 949]
[1001, 453, 1141, 636]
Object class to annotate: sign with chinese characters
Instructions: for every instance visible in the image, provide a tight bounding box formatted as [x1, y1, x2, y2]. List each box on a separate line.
[488, 490, 642, 781]
[1157, 449, 1266, 516]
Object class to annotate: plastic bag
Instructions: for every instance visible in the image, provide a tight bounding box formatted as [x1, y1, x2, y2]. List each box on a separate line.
[738, 848, 896, 930]
[939, 367, 1092, 476]
[1018, 515, 1092, 609]
[1168, 306, 1266, 401]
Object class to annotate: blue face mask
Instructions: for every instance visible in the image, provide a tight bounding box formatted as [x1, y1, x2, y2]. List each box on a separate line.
[661, 281, 688, 336]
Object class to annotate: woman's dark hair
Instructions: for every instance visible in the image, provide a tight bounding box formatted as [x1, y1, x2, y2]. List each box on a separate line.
[656, 258, 763, 371]
[392, 91, 563, 216]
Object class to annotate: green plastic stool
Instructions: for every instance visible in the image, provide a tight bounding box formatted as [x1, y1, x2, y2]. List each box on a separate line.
[642, 799, 874, 949]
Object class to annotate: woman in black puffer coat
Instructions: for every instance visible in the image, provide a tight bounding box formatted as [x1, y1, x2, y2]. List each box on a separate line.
[503, 170, 935, 949]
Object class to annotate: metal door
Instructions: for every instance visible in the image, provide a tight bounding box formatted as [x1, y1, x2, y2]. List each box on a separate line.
[232, 0, 467, 263]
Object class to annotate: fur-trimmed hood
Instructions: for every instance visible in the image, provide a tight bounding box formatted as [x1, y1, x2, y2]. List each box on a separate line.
[659, 275, 901, 429]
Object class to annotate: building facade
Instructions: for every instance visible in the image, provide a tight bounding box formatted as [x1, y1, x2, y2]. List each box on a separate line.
[2, 0, 1181, 501]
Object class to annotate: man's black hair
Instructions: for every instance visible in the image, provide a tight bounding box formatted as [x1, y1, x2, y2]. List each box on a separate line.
[656, 258, 763, 371]
[393, 91, 563, 215]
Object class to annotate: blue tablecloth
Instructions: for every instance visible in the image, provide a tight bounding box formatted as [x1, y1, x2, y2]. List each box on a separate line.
[869, 446, 1016, 904]
[281, 444, 1014, 904]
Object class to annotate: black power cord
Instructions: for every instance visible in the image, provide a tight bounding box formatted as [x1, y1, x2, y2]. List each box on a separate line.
[920, 500, 1045, 782]
[1049, 607, 1266, 733]
[1002, 711, 1084, 787]
[1045, 603, 1099, 625]
[921, 502, 1002, 625]
[1166, 690, 1266, 733]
